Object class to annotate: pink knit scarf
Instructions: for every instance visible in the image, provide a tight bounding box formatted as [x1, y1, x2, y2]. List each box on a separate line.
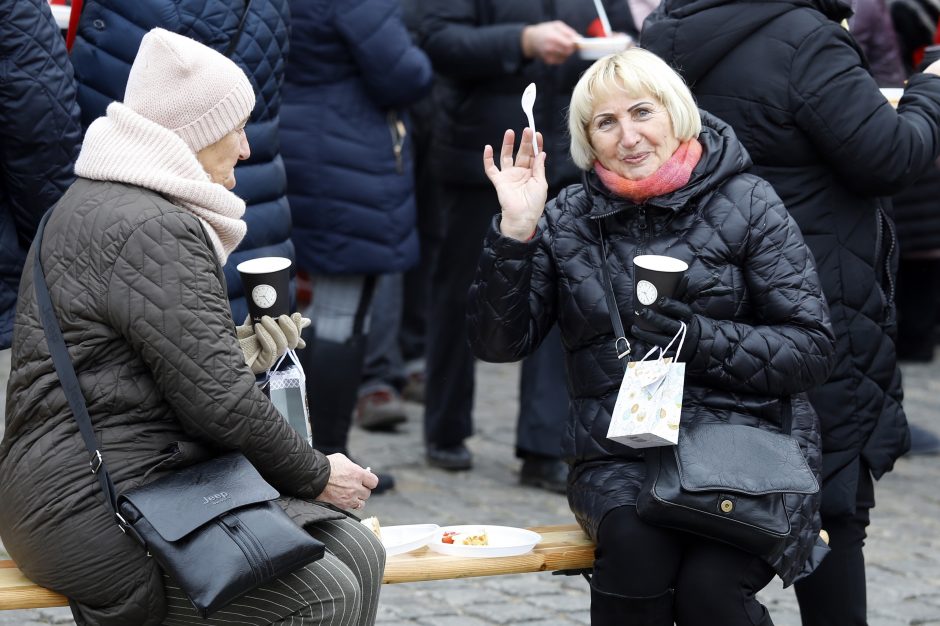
[594, 138, 703, 203]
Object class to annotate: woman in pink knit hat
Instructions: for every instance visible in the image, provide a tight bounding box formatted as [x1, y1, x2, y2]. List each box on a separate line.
[0, 28, 384, 626]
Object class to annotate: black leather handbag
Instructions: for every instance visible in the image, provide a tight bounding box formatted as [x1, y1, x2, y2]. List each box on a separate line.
[598, 223, 819, 556]
[32, 208, 325, 617]
[636, 421, 819, 555]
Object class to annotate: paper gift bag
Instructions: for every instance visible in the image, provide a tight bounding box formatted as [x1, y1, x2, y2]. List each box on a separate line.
[607, 324, 687, 448]
[267, 349, 312, 445]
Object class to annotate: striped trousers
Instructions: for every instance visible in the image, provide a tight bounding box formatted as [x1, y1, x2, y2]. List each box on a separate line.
[161, 516, 385, 626]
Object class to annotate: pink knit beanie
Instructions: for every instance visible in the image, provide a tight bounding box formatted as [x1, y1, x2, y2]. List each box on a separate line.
[123, 28, 256, 153]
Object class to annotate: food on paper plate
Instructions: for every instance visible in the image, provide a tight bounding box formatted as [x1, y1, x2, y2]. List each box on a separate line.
[361, 516, 382, 540]
[461, 529, 489, 546]
[441, 528, 489, 546]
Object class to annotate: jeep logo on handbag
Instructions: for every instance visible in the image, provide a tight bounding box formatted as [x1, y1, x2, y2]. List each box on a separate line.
[203, 492, 230, 505]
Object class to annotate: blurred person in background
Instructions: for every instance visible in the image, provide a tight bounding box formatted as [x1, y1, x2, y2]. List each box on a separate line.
[354, 0, 440, 432]
[416, 0, 635, 491]
[0, 0, 81, 354]
[644, 0, 940, 622]
[850, 0, 908, 87]
[69, 0, 293, 323]
[280, 0, 433, 492]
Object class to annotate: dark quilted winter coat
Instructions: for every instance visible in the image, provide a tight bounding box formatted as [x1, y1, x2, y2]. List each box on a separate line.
[280, 0, 433, 275]
[0, 179, 342, 626]
[643, 0, 940, 517]
[69, 0, 292, 322]
[468, 113, 836, 585]
[0, 0, 81, 349]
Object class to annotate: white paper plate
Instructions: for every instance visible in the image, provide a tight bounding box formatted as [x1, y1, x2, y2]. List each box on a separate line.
[575, 35, 632, 60]
[428, 525, 542, 558]
[380, 524, 440, 557]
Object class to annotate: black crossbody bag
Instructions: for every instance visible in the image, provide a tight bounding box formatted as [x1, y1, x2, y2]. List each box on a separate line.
[598, 222, 818, 556]
[32, 208, 325, 617]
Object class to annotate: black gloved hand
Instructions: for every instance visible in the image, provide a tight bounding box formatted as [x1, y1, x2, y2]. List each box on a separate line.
[630, 297, 700, 363]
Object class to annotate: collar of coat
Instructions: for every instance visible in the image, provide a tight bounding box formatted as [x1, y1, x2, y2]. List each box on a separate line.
[585, 110, 752, 219]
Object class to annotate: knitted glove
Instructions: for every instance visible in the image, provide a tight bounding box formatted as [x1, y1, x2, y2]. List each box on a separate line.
[630, 297, 700, 363]
[237, 313, 311, 374]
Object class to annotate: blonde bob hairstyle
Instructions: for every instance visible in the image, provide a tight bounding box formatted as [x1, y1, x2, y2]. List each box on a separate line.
[568, 48, 701, 171]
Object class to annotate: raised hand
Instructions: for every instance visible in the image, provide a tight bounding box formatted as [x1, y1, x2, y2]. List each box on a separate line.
[482, 128, 548, 241]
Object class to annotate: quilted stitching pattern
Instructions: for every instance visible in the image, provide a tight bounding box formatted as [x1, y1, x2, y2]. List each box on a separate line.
[0, 0, 82, 348]
[280, 0, 433, 275]
[70, 0, 292, 321]
[641, 0, 940, 496]
[468, 115, 835, 584]
[0, 180, 332, 624]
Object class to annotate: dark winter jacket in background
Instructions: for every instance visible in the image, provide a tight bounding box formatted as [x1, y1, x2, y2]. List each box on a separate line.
[69, 0, 292, 321]
[0, 0, 81, 349]
[280, 0, 432, 276]
[468, 113, 836, 585]
[644, 0, 940, 516]
[851, 0, 908, 86]
[418, 0, 634, 191]
[0, 179, 339, 626]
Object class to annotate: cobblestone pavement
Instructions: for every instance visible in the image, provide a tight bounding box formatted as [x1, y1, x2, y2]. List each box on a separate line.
[1, 348, 939, 625]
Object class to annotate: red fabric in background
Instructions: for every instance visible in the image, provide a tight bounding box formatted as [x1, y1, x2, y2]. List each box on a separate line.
[587, 17, 607, 38]
[66, 0, 83, 52]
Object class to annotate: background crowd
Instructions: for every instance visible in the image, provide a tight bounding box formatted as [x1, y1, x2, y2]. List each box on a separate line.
[1, 0, 940, 625]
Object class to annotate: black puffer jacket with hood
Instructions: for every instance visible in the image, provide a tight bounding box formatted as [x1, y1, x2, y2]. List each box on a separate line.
[643, 0, 940, 517]
[468, 113, 836, 585]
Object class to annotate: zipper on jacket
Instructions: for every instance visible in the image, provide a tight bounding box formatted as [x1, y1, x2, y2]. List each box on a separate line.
[387, 111, 406, 174]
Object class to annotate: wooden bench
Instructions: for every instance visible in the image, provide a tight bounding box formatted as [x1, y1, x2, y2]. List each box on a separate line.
[0, 523, 594, 611]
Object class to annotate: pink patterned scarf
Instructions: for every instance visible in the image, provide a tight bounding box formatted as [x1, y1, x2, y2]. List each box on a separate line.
[594, 138, 703, 203]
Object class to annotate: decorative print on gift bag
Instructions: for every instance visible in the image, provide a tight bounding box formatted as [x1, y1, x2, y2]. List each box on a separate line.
[607, 323, 687, 448]
[266, 349, 312, 445]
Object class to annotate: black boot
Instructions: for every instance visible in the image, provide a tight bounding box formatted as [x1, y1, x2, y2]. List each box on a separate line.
[299, 334, 367, 455]
[590, 588, 673, 626]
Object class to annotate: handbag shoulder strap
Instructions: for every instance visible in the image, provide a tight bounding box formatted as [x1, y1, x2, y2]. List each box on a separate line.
[598, 220, 795, 435]
[598, 221, 630, 373]
[32, 209, 124, 525]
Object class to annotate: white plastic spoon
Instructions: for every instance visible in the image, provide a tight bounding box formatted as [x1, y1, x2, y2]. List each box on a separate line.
[521, 82, 538, 156]
[592, 0, 612, 37]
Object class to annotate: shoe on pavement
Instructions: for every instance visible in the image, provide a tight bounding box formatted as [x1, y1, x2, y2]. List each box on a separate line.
[354, 388, 408, 431]
[426, 442, 473, 471]
[519, 456, 569, 494]
[402, 370, 426, 404]
[907, 424, 940, 456]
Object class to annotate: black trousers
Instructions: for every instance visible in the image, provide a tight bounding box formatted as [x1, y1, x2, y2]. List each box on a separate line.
[794, 465, 874, 626]
[591, 505, 775, 626]
[424, 183, 569, 458]
[516, 324, 570, 458]
[424, 185, 495, 446]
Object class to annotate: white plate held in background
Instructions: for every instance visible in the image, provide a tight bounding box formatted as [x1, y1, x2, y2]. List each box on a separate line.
[575, 35, 633, 60]
[428, 525, 542, 558]
[380, 524, 440, 557]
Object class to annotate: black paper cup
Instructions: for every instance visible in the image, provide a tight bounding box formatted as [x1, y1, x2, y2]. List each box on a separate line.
[633, 255, 689, 331]
[237, 256, 291, 323]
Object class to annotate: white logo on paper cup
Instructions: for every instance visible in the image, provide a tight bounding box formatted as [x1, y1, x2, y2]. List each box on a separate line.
[252, 284, 277, 309]
[636, 280, 658, 306]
